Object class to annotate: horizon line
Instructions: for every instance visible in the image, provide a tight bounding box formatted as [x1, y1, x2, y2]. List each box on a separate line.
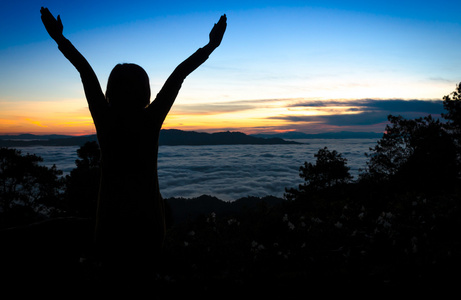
[0, 128, 385, 137]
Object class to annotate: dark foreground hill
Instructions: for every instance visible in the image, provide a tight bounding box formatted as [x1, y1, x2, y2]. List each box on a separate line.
[1, 186, 461, 295]
[165, 194, 284, 224]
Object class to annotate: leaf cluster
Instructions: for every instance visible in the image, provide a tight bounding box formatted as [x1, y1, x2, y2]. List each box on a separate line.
[0, 148, 64, 227]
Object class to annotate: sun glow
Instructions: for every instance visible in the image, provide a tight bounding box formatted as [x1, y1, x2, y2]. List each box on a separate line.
[0, 96, 389, 135]
[162, 98, 356, 133]
[0, 99, 95, 135]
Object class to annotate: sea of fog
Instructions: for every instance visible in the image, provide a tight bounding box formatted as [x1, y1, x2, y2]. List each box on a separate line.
[16, 139, 379, 201]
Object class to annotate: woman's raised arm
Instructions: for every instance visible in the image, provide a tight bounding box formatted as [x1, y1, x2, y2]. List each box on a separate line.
[149, 14, 227, 122]
[40, 7, 106, 115]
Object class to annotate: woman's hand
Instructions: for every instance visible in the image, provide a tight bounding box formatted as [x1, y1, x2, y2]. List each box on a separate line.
[40, 7, 64, 42]
[209, 14, 227, 49]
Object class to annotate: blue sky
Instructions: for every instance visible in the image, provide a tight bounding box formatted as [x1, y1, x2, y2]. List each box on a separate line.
[1, 0, 461, 134]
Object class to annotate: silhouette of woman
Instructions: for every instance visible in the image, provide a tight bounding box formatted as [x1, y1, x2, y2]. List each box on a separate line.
[40, 7, 226, 283]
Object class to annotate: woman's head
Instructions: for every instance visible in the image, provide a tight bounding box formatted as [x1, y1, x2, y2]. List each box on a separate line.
[105, 63, 151, 109]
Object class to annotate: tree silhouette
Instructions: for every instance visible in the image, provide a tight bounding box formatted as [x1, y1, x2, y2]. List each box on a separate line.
[442, 82, 461, 176]
[0, 148, 63, 227]
[443, 82, 461, 138]
[65, 141, 100, 218]
[285, 147, 352, 200]
[75, 140, 100, 169]
[362, 82, 461, 189]
[362, 114, 458, 190]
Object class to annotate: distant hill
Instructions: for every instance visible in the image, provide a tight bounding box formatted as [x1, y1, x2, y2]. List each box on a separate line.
[0, 130, 382, 147]
[0, 134, 72, 140]
[158, 129, 299, 145]
[0, 130, 300, 147]
[0, 134, 98, 147]
[251, 131, 383, 139]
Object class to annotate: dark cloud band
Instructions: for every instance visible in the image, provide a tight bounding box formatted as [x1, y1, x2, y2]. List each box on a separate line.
[276, 99, 444, 126]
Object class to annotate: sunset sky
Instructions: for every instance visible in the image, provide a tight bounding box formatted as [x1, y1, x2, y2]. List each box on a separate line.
[1, 0, 461, 135]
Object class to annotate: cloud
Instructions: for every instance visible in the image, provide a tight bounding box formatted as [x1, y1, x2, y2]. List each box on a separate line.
[156, 140, 374, 200]
[274, 99, 444, 127]
[30, 139, 378, 201]
[291, 99, 443, 113]
[271, 112, 389, 126]
[168, 97, 446, 134]
[172, 103, 257, 115]
[357, 99, 443, 114]
[172, 98, 287, 115]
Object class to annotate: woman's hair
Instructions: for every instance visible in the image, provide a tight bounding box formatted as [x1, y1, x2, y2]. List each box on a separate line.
[105, 63, 151, 109]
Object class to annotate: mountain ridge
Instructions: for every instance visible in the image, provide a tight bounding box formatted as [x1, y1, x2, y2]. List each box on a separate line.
[0, 129, 301, 147]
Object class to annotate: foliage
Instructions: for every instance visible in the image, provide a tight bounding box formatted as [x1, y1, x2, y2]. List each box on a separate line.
[64, 141, 101, 218]
[443, 82, 461, 173]
[0, 147, 64, 227]
[301, 147, 353, 189]
[443, 82, 461, 140]
[75, 140, 100, 169]
[284, 147, 352, 201]
[361, 82, 461, 188]
[361, 115, 458, 190]
[155, 188, 461, 293]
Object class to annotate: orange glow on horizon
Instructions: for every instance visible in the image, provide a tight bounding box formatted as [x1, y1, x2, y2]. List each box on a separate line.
[272, 129, 297, 133]
[0, 97, 396, 135]
[0, 99, 96, 136]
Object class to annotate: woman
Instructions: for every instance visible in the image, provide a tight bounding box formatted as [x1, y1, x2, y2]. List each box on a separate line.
[40, 7, 226, 284]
